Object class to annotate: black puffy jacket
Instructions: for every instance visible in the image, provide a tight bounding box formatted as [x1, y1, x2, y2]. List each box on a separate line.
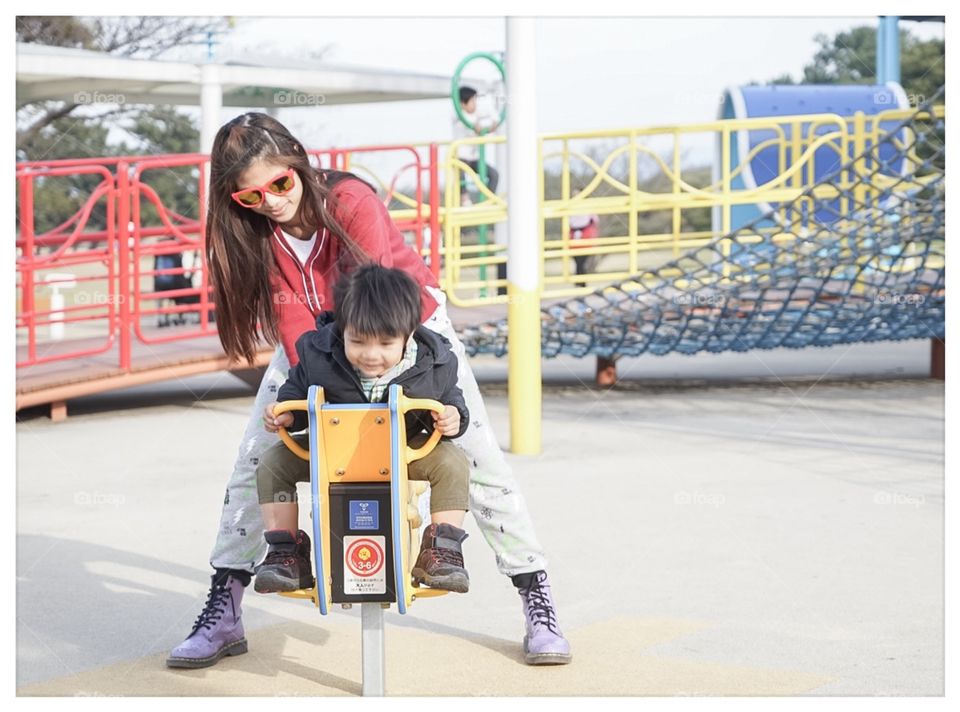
[277, 311, 469, 441]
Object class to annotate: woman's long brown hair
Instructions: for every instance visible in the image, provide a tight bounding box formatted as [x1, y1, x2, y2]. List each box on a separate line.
[205, 112, 371, 365]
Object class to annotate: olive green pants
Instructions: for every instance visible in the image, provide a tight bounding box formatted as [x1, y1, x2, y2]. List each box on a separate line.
[256, 431, 469, 513]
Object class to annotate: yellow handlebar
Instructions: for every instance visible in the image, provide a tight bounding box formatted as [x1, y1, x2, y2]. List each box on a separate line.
[398, 394, 445, 464]
[271, 394, 447, 465]
[272, 400, 311, 461]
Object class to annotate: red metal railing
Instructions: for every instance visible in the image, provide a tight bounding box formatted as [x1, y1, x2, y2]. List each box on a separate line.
[16, 163, 118, 367]
[16, 144, 443, 373]
[129, 155, 213, 347]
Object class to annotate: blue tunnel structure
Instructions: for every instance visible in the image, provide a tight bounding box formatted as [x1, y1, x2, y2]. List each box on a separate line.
[715, 82, 912, 233]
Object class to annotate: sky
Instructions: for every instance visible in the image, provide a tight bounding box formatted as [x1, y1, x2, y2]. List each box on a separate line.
[17, 14, 944, 177]
[193, 17, 943, 141]
[157, 15, 945, 180]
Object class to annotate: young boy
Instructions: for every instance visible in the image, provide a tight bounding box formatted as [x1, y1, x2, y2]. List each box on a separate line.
[453, 85, 500, 194]
[255, 265, 472, 594]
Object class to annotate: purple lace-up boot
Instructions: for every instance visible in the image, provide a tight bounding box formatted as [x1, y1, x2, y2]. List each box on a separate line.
[166, 571, 248, 669]
[512, 570, 572, 665]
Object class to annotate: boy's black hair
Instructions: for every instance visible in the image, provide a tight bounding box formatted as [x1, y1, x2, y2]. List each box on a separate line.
[333, 264, 421, 339]
[458, 85, 478, 105]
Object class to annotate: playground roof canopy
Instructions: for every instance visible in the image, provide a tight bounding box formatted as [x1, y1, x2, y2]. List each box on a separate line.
[16, 42, 454, 107]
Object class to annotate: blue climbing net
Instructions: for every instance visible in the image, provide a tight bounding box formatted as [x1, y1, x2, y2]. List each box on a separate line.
[460, 90, 945, 358]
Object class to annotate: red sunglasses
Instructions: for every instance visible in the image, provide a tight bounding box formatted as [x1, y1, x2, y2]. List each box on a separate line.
[231, 168, 296, 208]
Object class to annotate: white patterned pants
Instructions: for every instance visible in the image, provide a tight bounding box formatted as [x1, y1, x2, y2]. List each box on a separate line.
[209, 288, 548, 577]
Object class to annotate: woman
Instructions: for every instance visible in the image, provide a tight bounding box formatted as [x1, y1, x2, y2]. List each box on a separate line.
[166, 113, 571, 669]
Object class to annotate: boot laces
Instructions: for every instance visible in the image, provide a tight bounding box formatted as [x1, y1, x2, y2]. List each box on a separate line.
[190, 580, 232, 635]
[521, 572, 559, 634]
[426, 545, 464, 568]
[261, 547, 297, 569]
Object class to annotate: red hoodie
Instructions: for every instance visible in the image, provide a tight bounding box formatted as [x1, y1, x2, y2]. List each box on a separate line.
[268, 176, 440, 366]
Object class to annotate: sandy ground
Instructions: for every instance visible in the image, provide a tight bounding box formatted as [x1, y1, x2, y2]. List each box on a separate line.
[16, 340, 944, 696]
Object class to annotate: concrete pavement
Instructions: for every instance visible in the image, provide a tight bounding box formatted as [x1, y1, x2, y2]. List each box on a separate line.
[16, 341, 943, 695]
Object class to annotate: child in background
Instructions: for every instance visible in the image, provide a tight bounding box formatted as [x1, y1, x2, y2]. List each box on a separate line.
[453, 85, 501, 195]
[569, 214, 600, 288]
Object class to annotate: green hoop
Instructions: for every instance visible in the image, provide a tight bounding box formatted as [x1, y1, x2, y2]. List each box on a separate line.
[451, 51, 506, 134]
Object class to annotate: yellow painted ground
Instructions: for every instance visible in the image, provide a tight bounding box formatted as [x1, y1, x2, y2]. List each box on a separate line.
[19, 616, 833, 697]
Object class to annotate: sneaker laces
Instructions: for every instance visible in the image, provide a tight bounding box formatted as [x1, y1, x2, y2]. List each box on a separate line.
[520, 572, 559, 634]
[189, 579, 232, 636]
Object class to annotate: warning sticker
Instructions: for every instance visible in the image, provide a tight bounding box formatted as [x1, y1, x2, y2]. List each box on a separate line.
[343, 535, 386, 595]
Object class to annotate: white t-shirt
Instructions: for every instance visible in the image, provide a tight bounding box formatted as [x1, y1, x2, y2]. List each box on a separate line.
[452, 110, 499, 162]
[281, 229, 317, 266]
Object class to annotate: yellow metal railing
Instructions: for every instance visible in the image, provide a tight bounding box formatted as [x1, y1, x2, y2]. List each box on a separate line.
[442, 136, 509, 296]
[333, 106, 942, 309]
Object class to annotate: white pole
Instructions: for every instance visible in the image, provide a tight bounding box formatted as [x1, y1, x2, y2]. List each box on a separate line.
[360, 603, 385, 696]
[200, 63, 223, 154]
[494, 119, 509, 287]
[505, 18, 542, 454]
[44, 273, 76, 341]
[49, 288, 65, 341]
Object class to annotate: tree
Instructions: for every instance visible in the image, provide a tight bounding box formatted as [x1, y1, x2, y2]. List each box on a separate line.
[16, 18, 229, 237]
[763, 24, 945, 173]
[16, 16, 231, 146]
[16, 16, 96, 49]
[128, 106, 205, 225]
[763, 24, 944, 103]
